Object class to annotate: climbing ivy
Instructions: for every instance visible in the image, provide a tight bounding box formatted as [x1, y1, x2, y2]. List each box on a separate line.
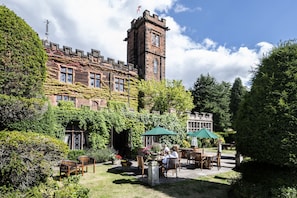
[4, 100, 187, 150]
[44, 74, 139, 111]
[52, 101, 187, 150]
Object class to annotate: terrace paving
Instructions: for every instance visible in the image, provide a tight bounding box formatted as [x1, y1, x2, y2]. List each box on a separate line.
[111, 152, 236, 185]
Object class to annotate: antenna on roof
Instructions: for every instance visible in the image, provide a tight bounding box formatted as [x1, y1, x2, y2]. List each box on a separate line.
[44, 19, 50, 45]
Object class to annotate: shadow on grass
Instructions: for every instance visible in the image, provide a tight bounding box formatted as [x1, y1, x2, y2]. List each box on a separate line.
[107, 166, 144, 177]
[113, 178, 144, 185]
[154, 179, 231, 198]
[106, 165, 236, 198]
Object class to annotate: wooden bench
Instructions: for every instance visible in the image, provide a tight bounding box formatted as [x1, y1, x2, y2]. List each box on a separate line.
[77, 156, 96, 176]
[59, 160, 80, 180]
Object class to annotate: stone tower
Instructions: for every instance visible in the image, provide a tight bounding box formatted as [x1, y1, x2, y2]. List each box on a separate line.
[125, 10, 169, 81]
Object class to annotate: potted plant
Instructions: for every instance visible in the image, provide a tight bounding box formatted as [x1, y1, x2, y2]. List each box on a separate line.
[150, 143, 162, 160]
[121, 158, 132, 168]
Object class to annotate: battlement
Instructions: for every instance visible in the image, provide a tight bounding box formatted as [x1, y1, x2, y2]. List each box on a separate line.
[43, 40, 137, 72]
[130, 10, 168, 30]
[188, 112, 213, 121]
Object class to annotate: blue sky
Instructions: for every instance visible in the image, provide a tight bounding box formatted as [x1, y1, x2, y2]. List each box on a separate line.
[1, 0, 295, 89]
[170, 1, 297, 48]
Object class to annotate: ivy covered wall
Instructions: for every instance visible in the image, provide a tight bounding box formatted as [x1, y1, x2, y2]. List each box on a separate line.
[43, 42, 139, 111]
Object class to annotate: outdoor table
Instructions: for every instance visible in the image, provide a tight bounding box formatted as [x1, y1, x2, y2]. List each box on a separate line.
[179, 148, 193, 158]
[192, 152, 215, 169]
[202, 153, 216, 169]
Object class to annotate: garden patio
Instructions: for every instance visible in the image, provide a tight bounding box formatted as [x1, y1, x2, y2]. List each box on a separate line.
[55, 149, 238, 197]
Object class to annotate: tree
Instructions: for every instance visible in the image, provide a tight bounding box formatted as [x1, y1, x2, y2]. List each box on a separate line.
[235, 40, 297, 167]
[229, 77, 246, 127]
[191, 74, 231, 131]
[138, 79, 194, 116]
[191, 74, 216, 113]
[0, 6, 47, 128]
[0, 6, 47, 97]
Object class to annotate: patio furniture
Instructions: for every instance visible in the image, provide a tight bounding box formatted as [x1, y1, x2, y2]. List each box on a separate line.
[186, 151, 196, 165]
[211, 153, 221, 170]
[194, 153, 206, 170]
[59, 160, 81, 180]
[165, 158, 178, 178]
[178, 151, 182, 171]
[77, 156, 96, 176]
[179, 148, 193, 158]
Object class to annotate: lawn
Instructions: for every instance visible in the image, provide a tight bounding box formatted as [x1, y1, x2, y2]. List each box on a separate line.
[76, 162, 240, 198]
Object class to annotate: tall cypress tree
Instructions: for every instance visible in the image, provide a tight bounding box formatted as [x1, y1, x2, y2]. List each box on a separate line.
[229, 77, 246, 127]
[235, 40, 297, 167]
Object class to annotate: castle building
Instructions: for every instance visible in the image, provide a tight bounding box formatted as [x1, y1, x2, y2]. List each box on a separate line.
[43, 10, 168, 150]
[125, 10, 168, 81]
[44, 10, 168, 112]
[42, 10, 213, 150]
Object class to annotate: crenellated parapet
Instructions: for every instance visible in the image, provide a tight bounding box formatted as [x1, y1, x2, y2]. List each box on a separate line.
[129, 10, 168, 30]
[43, 40, 137, 73]
[188, 112, 213, 121]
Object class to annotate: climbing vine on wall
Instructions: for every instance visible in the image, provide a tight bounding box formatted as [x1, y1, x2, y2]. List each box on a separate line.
[6, 100, 187, 150]
[52, 101, 186, 150]
[44, 72, 139, 111]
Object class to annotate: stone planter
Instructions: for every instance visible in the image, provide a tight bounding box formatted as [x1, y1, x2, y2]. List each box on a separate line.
[121, 160, 132, 169]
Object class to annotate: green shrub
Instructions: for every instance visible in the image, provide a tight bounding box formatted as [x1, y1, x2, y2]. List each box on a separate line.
[54, 176, 89, 198]
[0, 176, 89, 198]
[271, 186, 297, 198]
[85, 148, 115, 163]
[68, 150, 86, 161]
[0, 131, 69, 190]
[231, 161, 297, 197]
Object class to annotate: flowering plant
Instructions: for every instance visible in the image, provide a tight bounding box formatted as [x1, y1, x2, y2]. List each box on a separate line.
[141, 146, 151, 155]
[151, 143, 162, 154]
[115, 154, 122, 160]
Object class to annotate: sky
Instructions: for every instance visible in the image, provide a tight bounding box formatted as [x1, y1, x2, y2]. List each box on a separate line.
[1, 0, 296, 89]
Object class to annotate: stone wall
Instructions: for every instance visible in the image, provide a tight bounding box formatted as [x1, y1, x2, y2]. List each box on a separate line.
[43, 41, 139, 110]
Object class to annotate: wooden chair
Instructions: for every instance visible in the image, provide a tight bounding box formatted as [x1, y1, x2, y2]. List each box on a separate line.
[186, 151, 195, 165]
[194, 153, 206, 170]
[59, 160, 80, 180]
[211, 153, 221, 170]
[136, 155, 145, 177]
[178, 151, 182, 171]
[165, 158, 178, 178]
[77, 155, 96, 176]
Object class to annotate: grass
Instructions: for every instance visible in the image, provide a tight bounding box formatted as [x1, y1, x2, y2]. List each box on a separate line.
[204, 147, 236, 154]
[72, 161, 240, 198]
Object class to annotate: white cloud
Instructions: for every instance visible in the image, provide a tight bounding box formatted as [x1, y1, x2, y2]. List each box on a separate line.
[1, 0, 273, 90]
[165, 17, 273, 88]
[174, 4, 190, 13]
[173, 3, 201, 13]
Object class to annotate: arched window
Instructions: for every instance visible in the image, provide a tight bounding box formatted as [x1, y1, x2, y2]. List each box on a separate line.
[153, 58, 158, 74]
[92, 101, 99, 110]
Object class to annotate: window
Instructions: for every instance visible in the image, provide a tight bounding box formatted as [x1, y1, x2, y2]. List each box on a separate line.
[60, 66, 73, 83]
[56, 95, 76, 106]
[114, 77, 124, 92]
[90, 73, 101, 88]
[151, 33, 160, 47]
[153, 58, 158, 74]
